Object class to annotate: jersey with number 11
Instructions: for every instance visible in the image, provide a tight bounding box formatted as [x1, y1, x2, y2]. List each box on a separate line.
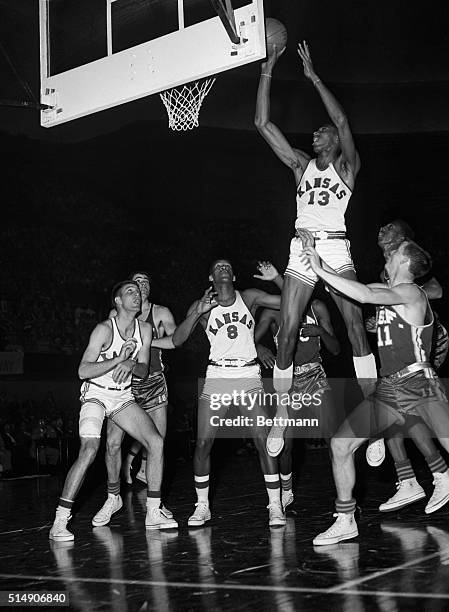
[206, 291, 256, 362]
[376, 298, 433, 376]
[296, 159, 352, 232]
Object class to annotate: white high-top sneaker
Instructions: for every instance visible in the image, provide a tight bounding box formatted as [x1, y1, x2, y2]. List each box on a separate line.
[379, 478, 425, 512]
[188, 502, 211, 527]
[425, 470, 449, 514]
[49, 511, 74, 542]
[313, 513, 358, 546]
[92, 494, 123, 527]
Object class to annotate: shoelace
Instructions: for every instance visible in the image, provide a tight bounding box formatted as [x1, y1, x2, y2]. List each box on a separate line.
[193, 502, 209, 515]
[54, 514, 71, 527]
[267, 502, 283, 513]
[322, 513, 347, 536]
[433, 474, 444, 489]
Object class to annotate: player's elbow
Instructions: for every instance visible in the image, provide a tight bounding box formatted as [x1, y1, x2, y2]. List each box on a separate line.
[334, 114, 349, 130]
[254, 116, 269, 132]
[78, 363, 88, 380]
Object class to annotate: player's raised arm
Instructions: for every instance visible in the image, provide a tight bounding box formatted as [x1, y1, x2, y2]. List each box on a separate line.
[302, 247, 418, 306]
[255, 47, 310, 177]
[297, 41, 360, 178]
[243, 288, 281, 311]
[151, 306, 177, 350]
[172, 287, 218, 346]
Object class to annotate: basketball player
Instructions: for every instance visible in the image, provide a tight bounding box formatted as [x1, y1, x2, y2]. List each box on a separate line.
[49, 280, 178, 541]
[186, 259, 287, 527]
[301, 242, 449, 545]
[92, 276, 218, 528]
[371, 221, 449, 513]
[120, 271, 176, 487]
[255, 42, 378, 461]
[255, 291, 340, 511]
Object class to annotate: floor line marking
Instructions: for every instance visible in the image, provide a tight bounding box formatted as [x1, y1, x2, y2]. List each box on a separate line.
[0, 573, 448, 599]
[328, 548, 449, 593]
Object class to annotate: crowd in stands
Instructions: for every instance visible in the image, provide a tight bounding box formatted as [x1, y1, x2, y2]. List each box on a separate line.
[0, 390, 78, 478]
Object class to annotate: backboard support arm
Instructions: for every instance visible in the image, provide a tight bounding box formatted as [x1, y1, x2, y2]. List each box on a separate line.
[210, 0, 240, 44]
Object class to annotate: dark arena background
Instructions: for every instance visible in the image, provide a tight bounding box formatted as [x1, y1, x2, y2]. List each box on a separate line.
[1, 1, 449, 610]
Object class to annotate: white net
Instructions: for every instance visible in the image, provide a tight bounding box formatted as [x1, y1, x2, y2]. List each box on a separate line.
[159, 78, 216, 131]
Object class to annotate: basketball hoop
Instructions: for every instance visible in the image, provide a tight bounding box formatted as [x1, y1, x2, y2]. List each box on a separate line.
[159, 78, 216, 131]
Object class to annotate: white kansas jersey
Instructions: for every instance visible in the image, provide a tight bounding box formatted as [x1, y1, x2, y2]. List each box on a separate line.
[295, 159, 352, 232]
[92, 317, 142, 389]
[206, 291, 256, 362]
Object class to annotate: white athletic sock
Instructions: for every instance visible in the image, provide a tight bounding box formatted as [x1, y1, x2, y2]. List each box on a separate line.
[273, 363, 293, 394]
[264, 474, 281, 504]
[55, 505, 71, 519]
[146, 496, 161, 511]
[194, 475, 210, 503]
[353, 354, 377, 397]
[353, 354, 377, 379]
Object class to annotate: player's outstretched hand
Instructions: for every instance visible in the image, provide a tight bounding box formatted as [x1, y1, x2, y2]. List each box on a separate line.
[256, 344, 276, 369]
[195, 287, 218, 315]
[262, 44, 286, 73]
[112, 359, 135, 384]
[295, 228, 315, 248]
[301, 246, 322, 273]
[300, 323, 322, 338]
[253, 261, 279, 282]
[119, 338, 137, 361]
[297, 41, 318, 82]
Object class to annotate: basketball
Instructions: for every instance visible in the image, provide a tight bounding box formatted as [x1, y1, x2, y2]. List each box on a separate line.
[265, 18, 288, 55]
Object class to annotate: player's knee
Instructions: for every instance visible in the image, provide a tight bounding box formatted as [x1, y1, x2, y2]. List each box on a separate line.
[195, 438, 213, 456]
[79, 438, 100, 463]
[330, 436, 350, 461]
[276, 332, 296, 358]
[142, 432, 163, 458]
[252, 436, 266, 453]
[106, 438, 122, 457]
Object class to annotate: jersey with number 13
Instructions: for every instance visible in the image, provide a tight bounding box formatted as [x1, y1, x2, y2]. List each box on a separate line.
[295, 159, 352, 232]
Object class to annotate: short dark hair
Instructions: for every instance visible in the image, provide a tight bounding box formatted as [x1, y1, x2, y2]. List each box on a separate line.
[111, 280, 139, 308]
[130, 270, 151, 282]
[392, 219, 415, 240]
[209, 259, 233, 276]
[403, 241, 432, 279]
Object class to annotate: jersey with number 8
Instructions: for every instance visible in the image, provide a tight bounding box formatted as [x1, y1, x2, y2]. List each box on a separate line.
[206, 291, 256, 362]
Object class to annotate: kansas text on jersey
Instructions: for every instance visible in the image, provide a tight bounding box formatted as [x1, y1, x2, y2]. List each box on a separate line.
[296, 159, 352, 232]
[206, 291, 256, 362]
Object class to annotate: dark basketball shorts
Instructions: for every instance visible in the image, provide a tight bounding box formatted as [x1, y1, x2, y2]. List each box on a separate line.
[292, 363, 331, 396]
[132, 371, 168, 413]
[288, 363, 338, 438]
[339, 371, 449, 439]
